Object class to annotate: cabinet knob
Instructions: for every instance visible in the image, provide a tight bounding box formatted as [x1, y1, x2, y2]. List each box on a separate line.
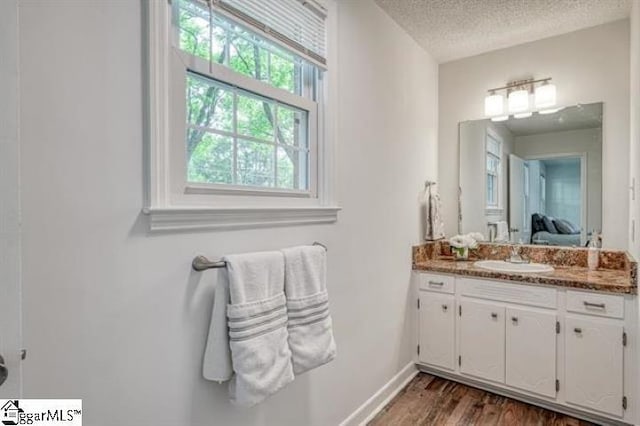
[428, 281, 444, 287]
[511, 316, 518, 324]
[441, 304, 448, 311]
[574, 327, 582, 334]
[491, 312, 498, 319]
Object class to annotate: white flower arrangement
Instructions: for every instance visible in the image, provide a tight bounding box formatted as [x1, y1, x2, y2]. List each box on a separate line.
[449, 232, 485, 259]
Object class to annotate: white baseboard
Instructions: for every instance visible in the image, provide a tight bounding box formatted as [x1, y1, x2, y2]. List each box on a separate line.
[339, 362, 418, 426]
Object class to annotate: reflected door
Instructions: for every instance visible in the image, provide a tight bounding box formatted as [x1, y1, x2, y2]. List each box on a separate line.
[509, 154, 527, 243]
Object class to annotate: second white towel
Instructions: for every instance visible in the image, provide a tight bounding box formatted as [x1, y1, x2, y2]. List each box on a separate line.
[282, 246, 336, 375]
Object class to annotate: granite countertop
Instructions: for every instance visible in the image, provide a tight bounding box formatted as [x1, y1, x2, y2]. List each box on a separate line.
[412, 242, 637, 295]
[414, 257, 636, 294]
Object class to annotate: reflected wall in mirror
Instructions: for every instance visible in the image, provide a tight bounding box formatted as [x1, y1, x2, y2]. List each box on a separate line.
[459, 102, 602, 247]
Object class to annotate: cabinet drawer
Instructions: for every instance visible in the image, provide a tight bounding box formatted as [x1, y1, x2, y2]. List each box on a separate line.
[419, 273, 455, 293]
[566, 291, 624, 319]
[458, 277, 557, 309]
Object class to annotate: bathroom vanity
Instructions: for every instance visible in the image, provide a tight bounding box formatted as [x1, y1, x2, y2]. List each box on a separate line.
[413, 242, 638, 425]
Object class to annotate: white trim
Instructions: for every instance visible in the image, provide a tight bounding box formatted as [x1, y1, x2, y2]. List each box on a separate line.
[338, 362, 418, 426]
[181, 52, 317, 112]
[143, 206, 340, 232]
[485, 207, 504, 216]
[185, 183, 312, 197]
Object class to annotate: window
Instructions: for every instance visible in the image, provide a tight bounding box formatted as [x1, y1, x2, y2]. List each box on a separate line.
[486, 133, 502, 209]
[144, 0, 339, 230]
[185, 73, 310, 190]
[175, 0, 318, 193]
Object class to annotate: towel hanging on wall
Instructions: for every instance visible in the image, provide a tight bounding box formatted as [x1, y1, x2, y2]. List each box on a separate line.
[202, 251, 294, 407]
[424, 182, 446, 241]
[281, 245, 336, 375]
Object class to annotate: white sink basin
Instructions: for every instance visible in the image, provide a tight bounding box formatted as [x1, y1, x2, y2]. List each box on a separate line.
[474, 260, 555, 274]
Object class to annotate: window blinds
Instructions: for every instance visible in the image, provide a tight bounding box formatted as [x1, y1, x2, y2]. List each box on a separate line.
[212, 0, 328, 69]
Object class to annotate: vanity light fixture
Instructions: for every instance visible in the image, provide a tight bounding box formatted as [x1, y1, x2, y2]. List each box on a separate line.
[484, 77, 557, 119]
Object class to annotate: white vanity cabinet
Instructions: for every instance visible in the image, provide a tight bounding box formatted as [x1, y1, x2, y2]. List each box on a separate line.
[416, 272, 636, 425]
[459, 299, 505, 383]
[417, 274, 456, 370]
[564, 316, 624, 417]
[505, 306, 557, 398]
[418, 292, 455, 369]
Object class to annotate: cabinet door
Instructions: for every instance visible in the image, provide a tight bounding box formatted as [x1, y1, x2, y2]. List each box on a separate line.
[506, 307, 557, 398]
[459, 299, 505, 383]
[565, 316, 623, 417]
[418, 291, 455, 370]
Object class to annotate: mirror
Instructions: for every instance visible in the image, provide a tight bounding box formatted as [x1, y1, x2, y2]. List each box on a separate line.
[459, 102, 603, 247]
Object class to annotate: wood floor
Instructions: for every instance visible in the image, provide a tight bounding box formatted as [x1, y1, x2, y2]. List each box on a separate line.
[369, 374, 597, 426]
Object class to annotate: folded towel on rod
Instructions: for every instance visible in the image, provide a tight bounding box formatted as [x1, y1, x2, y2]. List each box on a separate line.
[281, 245, 336, 375]
[424, 182, 446, 241]
[496, 220, 510, 242]
[202, 250, 294, 407]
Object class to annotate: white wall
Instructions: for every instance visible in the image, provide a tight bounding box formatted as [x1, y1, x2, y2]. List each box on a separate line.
[630, 2, 640, 258]
[0, 0, 22, 397]
[18, 1, 438, 425]
[514, 128, 602, 234]
[439, 20, 630, 249]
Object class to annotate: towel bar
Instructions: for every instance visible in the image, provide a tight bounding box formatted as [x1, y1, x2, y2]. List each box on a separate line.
[192, 242, 327, 272]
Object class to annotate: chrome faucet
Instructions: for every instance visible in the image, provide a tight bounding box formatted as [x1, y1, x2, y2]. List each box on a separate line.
[507, 243, 530, 264]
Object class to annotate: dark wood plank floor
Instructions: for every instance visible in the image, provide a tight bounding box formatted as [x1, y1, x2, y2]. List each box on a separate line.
[369, 373, 597, 426]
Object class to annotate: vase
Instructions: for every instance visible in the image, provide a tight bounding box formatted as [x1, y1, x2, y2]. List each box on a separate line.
[452, 246, 469, 260]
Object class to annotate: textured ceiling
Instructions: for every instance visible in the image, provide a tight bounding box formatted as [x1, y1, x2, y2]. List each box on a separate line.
[504, 102, 602, 136]
[374, 0, 632, 63]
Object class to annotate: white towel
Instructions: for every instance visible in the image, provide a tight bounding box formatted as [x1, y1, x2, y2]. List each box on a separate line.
[496, 221, 509, 242]
[281, 246, 336, 375]
[202, 276, 233, 382]
[424, 184, 445, 241]
[203, 251, 294, 407]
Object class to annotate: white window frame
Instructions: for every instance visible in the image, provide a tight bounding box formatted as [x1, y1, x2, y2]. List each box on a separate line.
[485, 129, 503, 214]
[143, 0, 339, 231]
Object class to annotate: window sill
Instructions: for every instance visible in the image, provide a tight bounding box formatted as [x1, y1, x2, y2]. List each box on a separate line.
[142, 205, 341, 232]
[485, 208, 504, 216]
